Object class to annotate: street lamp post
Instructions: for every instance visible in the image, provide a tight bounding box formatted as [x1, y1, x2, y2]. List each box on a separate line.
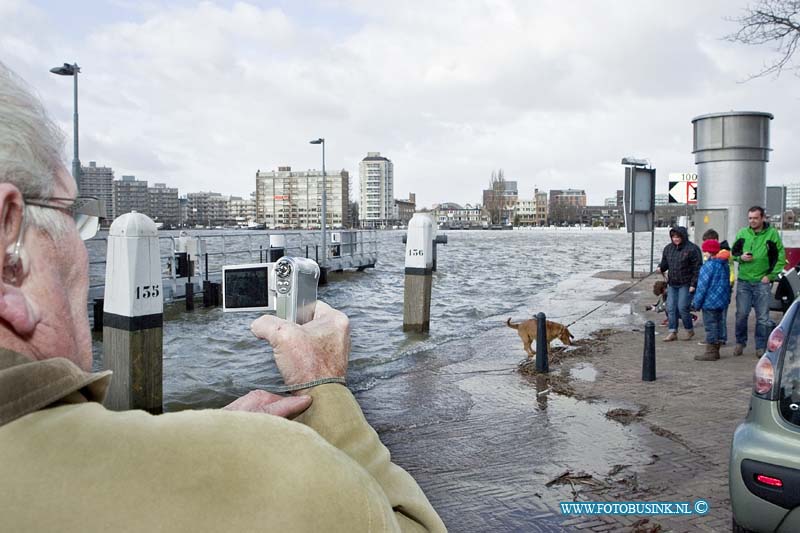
[50, 62, 81, 193]
[309, 138, 326, 267]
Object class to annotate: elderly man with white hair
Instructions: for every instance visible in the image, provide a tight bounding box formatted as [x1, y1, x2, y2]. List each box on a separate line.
[0, 62, 445, 533]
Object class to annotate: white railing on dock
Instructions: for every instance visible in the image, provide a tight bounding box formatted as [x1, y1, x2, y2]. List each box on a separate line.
[86, 229, 379, 302]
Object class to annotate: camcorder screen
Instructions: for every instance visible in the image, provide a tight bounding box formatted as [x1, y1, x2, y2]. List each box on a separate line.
[224, 266, 269, 309]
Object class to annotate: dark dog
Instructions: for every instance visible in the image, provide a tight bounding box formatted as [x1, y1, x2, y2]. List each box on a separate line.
[506, 317, 574, 358]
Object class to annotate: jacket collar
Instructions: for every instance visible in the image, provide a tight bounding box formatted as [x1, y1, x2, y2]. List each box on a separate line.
[0, 349, 111, 427]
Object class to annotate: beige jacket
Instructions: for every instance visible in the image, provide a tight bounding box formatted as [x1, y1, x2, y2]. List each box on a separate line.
[0, 350, 446, 532]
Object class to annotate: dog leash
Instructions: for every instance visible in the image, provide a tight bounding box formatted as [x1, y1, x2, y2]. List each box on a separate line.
[550, 273, 655, 334]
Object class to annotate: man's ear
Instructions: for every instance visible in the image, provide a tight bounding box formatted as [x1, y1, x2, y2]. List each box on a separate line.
[0, 183, 23, 251]
[0, 184, 37, 335]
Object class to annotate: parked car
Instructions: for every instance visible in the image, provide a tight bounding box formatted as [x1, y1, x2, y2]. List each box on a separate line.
[730, 297, 800, 532]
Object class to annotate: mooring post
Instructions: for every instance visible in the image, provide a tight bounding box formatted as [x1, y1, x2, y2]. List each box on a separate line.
[535, 312, 549, 373]
[92, 298, 104, 332]
[185, 282, 194, 311]
[642, 320, 656, 381]
[432, 234, 448, 272]
[203, 280, 211, 307]
[403, 213, 434, 333]
[268, 234, 286, 262]
[213, 282, 222, 307]
[102, 212, 163, 414]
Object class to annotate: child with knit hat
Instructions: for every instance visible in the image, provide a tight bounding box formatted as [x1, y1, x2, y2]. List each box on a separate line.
[692, 239, 731, 360]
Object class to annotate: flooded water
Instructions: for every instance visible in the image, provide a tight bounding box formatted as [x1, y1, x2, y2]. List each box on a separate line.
[89, 227, 682, 410]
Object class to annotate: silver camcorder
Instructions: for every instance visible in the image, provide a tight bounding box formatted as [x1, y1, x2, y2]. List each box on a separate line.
[222, 256, 320, 324]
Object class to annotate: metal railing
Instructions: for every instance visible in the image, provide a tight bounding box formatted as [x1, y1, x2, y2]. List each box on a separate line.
[87, 229, 379, 301]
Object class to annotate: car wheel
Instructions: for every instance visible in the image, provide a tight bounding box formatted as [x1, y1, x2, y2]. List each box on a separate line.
[732, 516, 756, 533]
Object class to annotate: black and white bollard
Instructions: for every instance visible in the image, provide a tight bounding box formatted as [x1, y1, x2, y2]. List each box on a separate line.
[642, 320, 656, 381]
[102, 212, 163, 413]
[535, 312, 549, 373]
[403, 213, 434, 332]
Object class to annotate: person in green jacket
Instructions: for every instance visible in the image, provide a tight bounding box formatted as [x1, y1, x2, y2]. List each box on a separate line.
[0, 61, 446, 532]
[731, 206, 786, 356]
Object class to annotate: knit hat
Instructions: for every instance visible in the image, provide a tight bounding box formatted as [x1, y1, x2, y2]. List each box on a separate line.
[702, 239, 720, 255]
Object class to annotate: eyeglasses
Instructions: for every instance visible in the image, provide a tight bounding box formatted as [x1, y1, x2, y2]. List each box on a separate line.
[24, 196, 103, 240]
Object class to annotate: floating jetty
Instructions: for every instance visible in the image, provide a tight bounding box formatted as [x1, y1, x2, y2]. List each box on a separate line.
[86, 229, 379, 303]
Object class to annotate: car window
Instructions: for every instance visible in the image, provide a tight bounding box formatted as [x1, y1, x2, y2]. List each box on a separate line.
[780, 311, 800, 426]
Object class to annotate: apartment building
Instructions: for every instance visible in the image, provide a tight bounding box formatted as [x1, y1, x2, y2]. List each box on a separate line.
[186, 192, 228, 227]
[256, 166, 350, 229]
[359, 152, 394, 228]
[786, 183, 800, 209]
[534, 188, 548, 225]
[229, 194, 256, 225]
[393, 193, 416, 226]
[112, 176, 149, 219]
[433, 203, 488, 229]
[80, 161, 113, 219]
[148, 183, 180, 228]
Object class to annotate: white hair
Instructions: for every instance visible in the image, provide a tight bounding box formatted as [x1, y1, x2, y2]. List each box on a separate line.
[0, 61, 71, 236]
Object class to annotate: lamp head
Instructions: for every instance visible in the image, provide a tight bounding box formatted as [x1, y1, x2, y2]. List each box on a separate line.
[50, 63, 80, 76]
[309, 138, 324, 145]
[621, 157, 648, 167]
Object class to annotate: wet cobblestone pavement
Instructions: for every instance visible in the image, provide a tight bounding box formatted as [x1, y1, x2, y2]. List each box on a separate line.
[357, 271, 759, 532]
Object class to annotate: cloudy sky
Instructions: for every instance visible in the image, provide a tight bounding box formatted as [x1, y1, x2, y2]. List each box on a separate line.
[2, 0, 799, 208]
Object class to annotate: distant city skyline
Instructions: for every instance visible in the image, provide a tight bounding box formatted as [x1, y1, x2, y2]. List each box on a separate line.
[6, 1, 799, 208]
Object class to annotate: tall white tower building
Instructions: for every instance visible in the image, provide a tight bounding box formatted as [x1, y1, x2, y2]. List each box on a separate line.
[359, 152, 393, 228]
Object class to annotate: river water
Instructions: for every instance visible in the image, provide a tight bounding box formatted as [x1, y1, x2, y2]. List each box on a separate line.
[88, 227, 704, 411]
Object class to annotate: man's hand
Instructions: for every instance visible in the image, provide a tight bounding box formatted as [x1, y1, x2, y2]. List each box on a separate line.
[741, 252, 753, 262]
[250, 301, 350, 388]
[224, 390, 312, 418]
[689, 286, 695, 293]
[762, 276, 771, 284]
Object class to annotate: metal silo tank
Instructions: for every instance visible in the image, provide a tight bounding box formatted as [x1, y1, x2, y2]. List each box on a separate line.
[692, 111, 773, 245]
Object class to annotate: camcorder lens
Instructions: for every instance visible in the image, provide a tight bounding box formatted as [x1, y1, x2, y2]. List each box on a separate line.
[276, 261, 292, 278]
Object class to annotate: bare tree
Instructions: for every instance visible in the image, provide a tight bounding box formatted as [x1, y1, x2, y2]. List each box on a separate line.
[484, 169, 506, 224]
[726, 0, 800, 78]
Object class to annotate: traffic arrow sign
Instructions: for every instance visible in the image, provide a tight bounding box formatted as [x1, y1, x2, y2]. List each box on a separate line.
[668, 174, 698, 204]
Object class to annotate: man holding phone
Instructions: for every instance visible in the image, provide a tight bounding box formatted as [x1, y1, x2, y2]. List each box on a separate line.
[731, 206, 786, 356]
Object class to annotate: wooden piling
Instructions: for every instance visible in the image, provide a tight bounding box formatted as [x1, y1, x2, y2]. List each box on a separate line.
[403, 272, 432, 332]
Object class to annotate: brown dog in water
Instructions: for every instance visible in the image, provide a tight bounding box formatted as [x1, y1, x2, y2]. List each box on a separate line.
[506, 317, 574, 358]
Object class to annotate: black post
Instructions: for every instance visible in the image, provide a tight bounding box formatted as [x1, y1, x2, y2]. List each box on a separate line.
[204, 253, 209, 282]
[185, 282, 194, 311]
[92, 299, 104, 332]
[212, 282, 222, 307]
[260, 245, 263, 263]
[535, 312, 549, 373]
[203, 280, 211, 307]
[305, 245, 309, 259]
[642, 320, 656, 381]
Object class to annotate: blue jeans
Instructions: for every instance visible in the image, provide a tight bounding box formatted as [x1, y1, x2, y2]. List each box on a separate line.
[703, 309, 724, 344]
[667, 284, 693, 332]
[735, 281, 772, 350]
[720, 305, 728, 344]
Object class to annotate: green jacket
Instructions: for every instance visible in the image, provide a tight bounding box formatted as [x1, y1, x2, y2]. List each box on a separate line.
[732, 223, 786, 283]
[0, 350, 446, 532]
